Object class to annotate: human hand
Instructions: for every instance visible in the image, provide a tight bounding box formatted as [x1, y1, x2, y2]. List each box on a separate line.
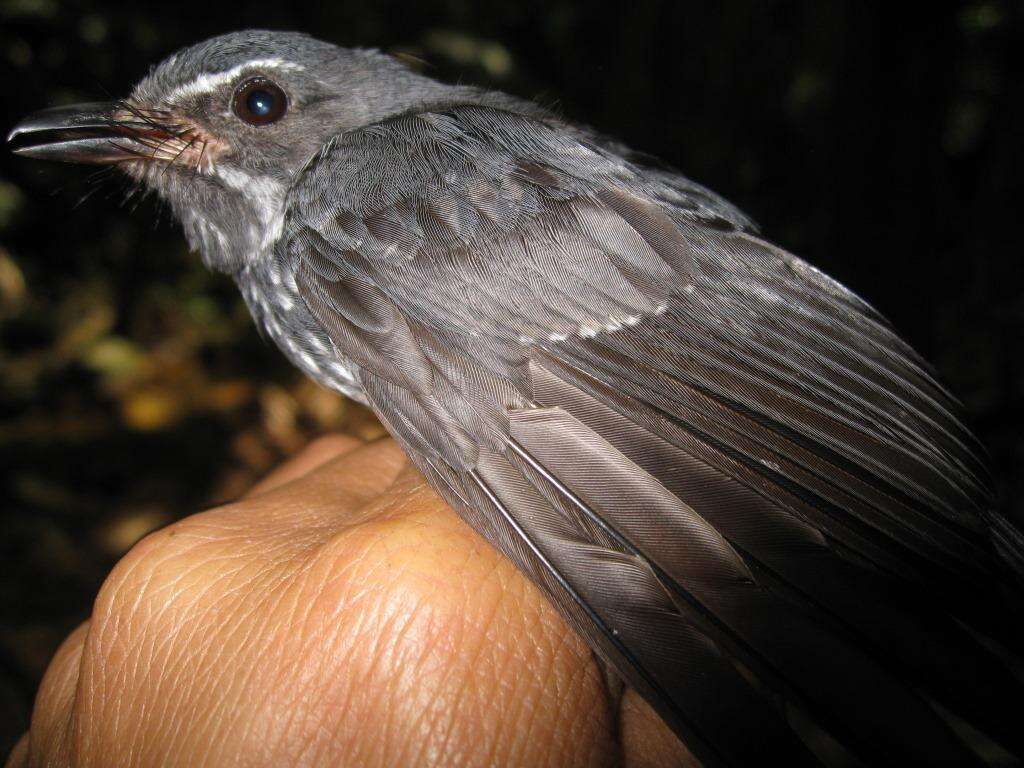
[7, 436, 692, 767]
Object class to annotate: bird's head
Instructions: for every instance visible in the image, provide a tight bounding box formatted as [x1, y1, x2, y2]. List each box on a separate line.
[7, 30, 458, 273]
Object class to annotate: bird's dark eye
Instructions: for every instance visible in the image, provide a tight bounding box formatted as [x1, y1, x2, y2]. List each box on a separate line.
[232, 77, 287, 125]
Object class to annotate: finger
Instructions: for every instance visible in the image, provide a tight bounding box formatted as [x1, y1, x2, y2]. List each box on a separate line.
[4, 734, 28, 768]
[619, 688, 699, 768]
[26, 621, 91, 767]
[299, 436, 411, 513]
[90, 438, 410, 623]
[245, 434, 365, 497]
[241, 437, 409, 525]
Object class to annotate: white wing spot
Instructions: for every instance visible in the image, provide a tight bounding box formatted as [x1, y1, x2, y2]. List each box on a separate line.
[573, 308, 662, 340]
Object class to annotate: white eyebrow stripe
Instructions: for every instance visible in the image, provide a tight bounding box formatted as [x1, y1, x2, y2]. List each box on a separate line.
[164, 58, 305, 103]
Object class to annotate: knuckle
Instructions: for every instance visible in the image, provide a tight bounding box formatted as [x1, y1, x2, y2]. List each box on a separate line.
[71, 505, 271, 756]
[87, 505, 246, 647]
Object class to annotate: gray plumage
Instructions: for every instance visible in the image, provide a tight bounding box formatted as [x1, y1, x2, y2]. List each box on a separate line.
[9, 30, 1024, 767]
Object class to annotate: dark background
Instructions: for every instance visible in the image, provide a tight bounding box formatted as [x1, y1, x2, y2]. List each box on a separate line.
[1, 0, 1021, 755]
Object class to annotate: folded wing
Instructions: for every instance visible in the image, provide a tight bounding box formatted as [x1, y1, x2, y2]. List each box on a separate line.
[282, 105, 1023, 767]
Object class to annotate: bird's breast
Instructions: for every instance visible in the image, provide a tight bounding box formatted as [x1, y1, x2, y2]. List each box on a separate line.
[236, 258, 367, 404]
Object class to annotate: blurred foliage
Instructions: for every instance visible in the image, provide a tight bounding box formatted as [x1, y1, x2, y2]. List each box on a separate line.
[0, 0, 1022, 755]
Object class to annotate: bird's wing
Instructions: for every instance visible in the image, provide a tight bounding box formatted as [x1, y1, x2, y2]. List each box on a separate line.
[280, 105, 1022, 767]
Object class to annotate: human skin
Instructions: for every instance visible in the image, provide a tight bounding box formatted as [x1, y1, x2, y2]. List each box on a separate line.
[6, 436, 695, 768]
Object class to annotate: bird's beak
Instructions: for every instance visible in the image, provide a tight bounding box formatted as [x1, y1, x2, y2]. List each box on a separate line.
[7, 102, 170, 164]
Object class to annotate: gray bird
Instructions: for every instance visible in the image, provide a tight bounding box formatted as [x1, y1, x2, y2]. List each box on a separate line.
[9, 30, 1024, 767]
